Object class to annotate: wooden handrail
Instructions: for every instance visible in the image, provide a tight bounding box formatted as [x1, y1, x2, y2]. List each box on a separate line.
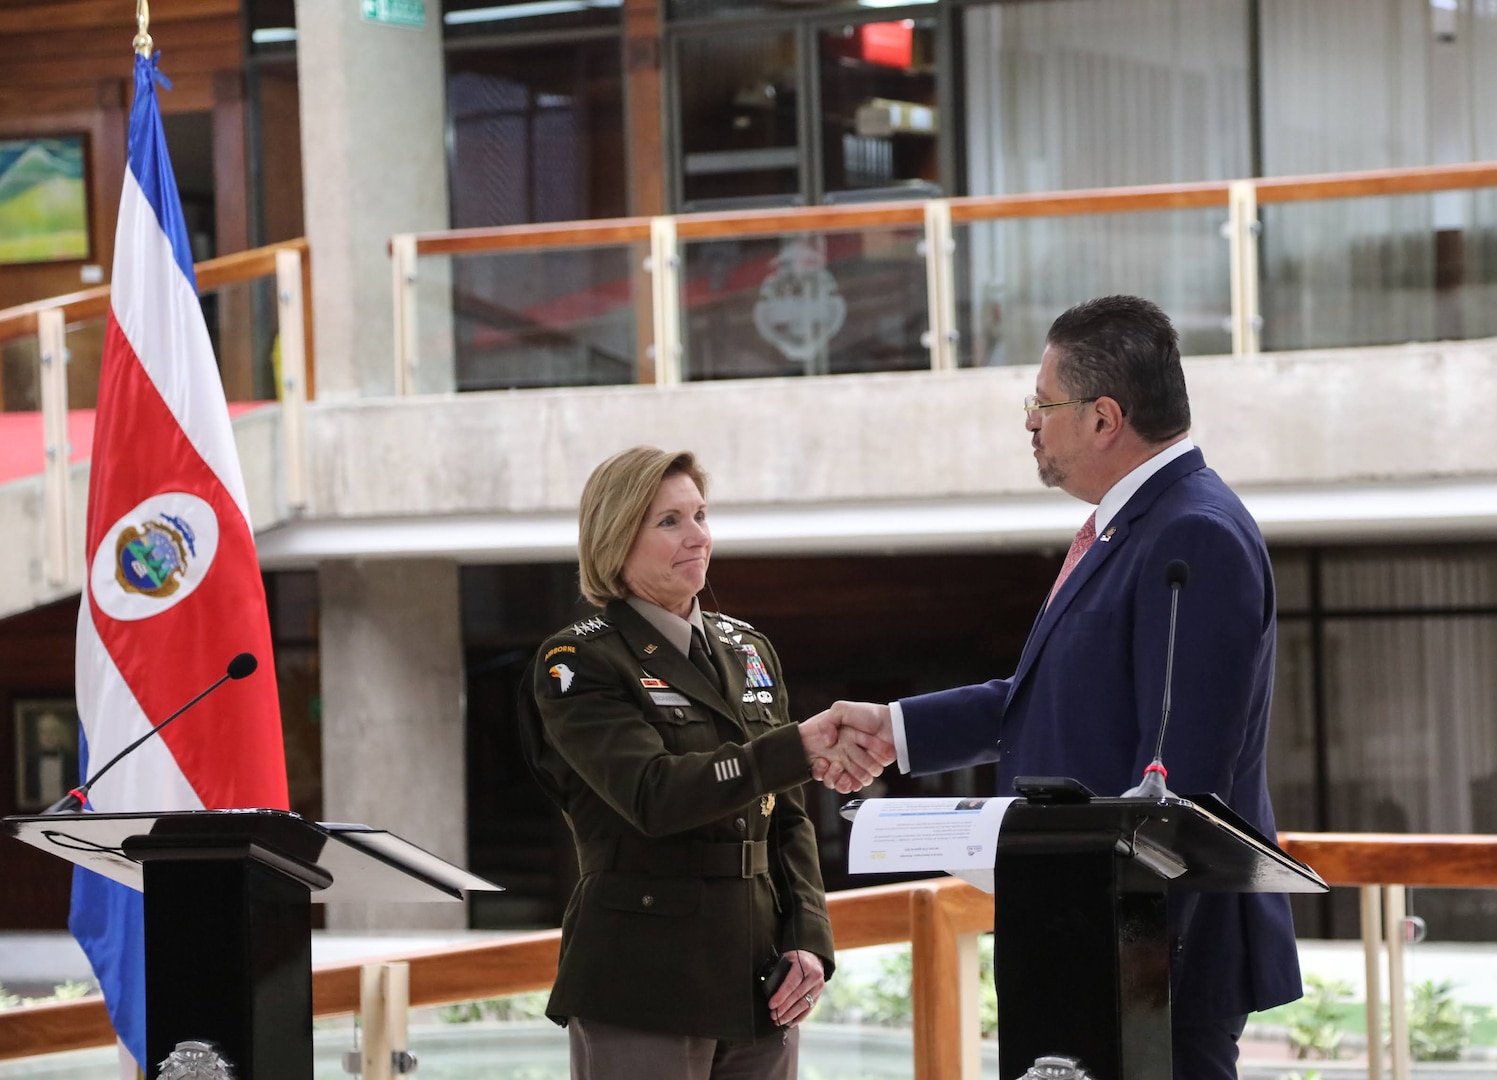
[1253, 161, 1497, 205]
[5, 835, 1497, 1064]
[407, 219, 654, 257]
[397, 160, 1497, 264]
[949, 180, 1232, 222]
[1278, 832, 1497, 887]
[0, 239, 311, 345]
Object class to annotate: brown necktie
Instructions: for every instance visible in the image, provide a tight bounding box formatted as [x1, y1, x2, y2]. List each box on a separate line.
[689, 628, 724, 693]
[1047, 512, 1097, 608]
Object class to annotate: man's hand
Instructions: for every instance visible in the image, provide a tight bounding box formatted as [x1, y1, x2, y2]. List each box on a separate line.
[799, 700, 896, 793]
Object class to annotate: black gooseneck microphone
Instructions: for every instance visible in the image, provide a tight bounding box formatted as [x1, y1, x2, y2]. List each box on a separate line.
[1122, 560, 1190, 799]
[42, 652, 259, 814]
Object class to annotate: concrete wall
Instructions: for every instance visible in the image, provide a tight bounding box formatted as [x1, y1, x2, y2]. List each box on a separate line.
[7, 336, 1497, 619]
[297, 338, 1497, 517]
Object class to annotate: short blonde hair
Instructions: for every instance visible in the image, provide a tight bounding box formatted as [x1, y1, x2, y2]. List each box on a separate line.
[577, 447, 708, 608]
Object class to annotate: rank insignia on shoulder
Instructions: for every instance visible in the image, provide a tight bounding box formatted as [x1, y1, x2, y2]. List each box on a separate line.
[739, 642, 774, 688]
[712, 613, 755, 631]
[569, 616, 610, 636]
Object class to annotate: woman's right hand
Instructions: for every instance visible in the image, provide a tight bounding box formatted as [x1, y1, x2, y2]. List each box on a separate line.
[799, 703, 895, 792]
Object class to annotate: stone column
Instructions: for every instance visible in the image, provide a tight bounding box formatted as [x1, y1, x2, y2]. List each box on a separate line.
[294, 2, 454, 398]
[319, 559, 466, 930]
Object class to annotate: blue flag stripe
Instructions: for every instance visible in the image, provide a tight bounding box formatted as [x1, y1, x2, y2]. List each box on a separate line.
[128, 53, 196, 291]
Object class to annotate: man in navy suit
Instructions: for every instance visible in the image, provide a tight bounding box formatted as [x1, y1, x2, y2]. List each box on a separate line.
[812, 295, 1301, 1079]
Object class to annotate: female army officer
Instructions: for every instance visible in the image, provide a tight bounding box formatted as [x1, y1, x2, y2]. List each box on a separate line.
[522, 446, 886, 1079]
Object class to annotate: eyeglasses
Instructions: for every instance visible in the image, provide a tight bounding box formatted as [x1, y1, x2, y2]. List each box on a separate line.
[1023, 394, 1098, 417]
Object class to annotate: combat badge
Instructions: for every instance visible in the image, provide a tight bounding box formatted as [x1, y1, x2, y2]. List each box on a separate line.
[157, 1041, 234, 1080]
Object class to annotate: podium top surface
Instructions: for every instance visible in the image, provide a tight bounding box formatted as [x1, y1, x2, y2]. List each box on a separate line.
[997, 792, 1328, 894]
[3, 809, 503, 904]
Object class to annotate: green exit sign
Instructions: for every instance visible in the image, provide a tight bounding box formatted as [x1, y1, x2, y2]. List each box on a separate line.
[361, 0, 426, 28]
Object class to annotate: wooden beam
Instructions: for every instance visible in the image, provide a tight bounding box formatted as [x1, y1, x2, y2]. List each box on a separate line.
[622, 0, 666, 217]
[0, 0, 237, 35]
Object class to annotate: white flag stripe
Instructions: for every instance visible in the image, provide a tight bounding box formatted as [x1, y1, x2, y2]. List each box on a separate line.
[75, 598, 203, 814]
[109, 172, 252, 523]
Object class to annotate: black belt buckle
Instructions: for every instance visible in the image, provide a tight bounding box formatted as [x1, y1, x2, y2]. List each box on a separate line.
[741, 841, 755, 878]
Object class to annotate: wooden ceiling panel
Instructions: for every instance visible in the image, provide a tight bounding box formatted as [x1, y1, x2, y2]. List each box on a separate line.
[0, 0, 238, 36]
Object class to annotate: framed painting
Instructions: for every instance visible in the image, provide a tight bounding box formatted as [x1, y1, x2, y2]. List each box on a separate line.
[14, 698, 81, 812]
[0, 134, 91, 265]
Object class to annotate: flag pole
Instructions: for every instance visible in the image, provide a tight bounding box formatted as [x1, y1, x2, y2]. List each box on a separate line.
[133, 0, 152, 57]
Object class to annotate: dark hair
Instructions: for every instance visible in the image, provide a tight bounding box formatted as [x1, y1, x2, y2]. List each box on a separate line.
[1044, 295, 1190, 443]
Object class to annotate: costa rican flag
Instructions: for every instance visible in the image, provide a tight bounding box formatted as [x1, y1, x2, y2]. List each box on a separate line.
[70, 52, 288, 1073]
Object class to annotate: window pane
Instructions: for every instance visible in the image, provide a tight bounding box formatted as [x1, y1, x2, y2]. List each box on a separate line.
[448, 41, 626, 227]
[678, 30, 802, 209]
[818, 18, 941, 201]
[960, 0, 1251, 196]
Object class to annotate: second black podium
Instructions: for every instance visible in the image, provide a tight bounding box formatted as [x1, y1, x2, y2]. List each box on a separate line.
[992, 786, 1326, 1080]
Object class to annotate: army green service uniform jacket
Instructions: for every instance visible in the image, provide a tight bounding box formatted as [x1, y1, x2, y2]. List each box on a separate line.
[522, 599, 835, 1042]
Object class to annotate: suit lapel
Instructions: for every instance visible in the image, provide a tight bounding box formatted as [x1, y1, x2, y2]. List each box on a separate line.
[1011, 449, 1206, 690]
[607, 601, 743, 727]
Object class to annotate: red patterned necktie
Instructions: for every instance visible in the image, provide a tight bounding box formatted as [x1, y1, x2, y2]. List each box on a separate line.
[1047, 512, 1097, 608]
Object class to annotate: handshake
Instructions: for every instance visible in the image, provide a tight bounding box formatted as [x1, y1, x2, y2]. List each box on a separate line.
[797, 702, 898, 794]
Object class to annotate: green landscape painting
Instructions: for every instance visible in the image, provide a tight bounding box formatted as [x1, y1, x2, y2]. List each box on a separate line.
[0, 136, 89, 264]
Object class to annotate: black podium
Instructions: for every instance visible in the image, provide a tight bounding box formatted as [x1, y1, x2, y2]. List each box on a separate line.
[992, 789, 1326, 1080]
[3, 810, 501, 1080]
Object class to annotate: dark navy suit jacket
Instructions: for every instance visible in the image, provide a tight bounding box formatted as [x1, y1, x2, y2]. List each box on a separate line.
[899, 448, 1301, 1021]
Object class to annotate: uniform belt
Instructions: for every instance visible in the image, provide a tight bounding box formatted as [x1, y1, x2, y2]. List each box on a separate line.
[583, 838, 769, 879]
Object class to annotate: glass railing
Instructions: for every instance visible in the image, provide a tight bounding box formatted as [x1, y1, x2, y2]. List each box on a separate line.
[0, 241, 313, 588]
[392, 163, 1497, 392]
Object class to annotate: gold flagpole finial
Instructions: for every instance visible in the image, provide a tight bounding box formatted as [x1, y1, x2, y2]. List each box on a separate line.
[133, 0, 153, 57]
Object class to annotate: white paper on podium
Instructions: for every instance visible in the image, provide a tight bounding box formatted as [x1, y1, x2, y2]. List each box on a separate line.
[847, 796, 1017, 893]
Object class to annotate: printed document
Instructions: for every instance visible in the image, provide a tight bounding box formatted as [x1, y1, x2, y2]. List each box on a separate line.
[847, 796, 1017, 893]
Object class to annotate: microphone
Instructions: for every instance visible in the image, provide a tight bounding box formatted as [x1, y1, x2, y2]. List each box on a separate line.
[1122, 561, 1189, 799]
[42, 653, 259, 814]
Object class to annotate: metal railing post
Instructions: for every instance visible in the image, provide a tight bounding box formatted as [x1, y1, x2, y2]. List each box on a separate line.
[1361, 884, 1384, 1080]
[38, 307, 71, 587]
[1385, 886, 1411, 1080]
[648, 216, 682, 385]
[275, 248, 309, 512]
[391, 233, 418, 395]
[1227, 180, 1261, 356]
[922, 199, 958, 372]
[354, 962, 414, 1080]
